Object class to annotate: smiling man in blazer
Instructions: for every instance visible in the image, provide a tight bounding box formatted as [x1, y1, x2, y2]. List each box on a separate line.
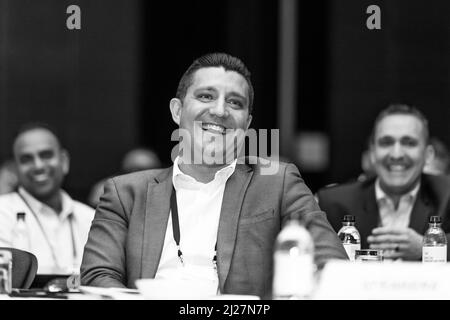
[80, 53, 347, 297]
[317, 104, 450, 261]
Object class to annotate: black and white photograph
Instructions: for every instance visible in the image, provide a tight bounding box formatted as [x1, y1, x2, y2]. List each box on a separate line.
[0, 0, 450, 311]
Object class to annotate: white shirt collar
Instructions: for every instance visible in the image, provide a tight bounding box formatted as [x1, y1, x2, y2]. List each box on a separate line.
[17, 186, 75, 221]
[375, 178, 421, 204]
[172, 156, 237, 191]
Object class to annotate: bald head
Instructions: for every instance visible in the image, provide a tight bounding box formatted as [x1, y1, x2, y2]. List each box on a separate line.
[121, 148, 161, 173]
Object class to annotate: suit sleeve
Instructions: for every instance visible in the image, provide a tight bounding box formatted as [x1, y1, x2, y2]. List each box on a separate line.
[80, 178, 128, 288]
[281, 163, 348, 267]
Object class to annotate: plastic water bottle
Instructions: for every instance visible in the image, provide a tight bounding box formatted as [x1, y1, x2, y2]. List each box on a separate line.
[337, 215, 361, 261]
[423, 216, 447, 264]
[11, 212, 30, 251]
[272, 214, 315, 299]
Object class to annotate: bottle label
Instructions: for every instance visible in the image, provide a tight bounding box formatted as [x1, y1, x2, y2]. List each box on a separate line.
[343, 243, 361, 261]
[422, 246, 447, 263]
[272, 253, 314, 299]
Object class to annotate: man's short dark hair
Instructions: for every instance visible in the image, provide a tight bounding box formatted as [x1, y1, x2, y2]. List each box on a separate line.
[370, 104, 430, 144]
[12, 122, 63, 152]
[175, 52, 254, 113]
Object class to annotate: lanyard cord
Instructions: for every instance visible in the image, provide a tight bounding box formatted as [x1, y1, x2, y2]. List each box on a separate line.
[170, 189, 183, 265]
[170, 187, 217, 268]
[16, 191, 77, 270]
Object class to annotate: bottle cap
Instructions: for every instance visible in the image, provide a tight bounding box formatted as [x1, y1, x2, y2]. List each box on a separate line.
[289, 211, 302, 222]
[16, 212, 26, 220]
[355, 249, 381, 256]
[343, 215, 355, 222]
[429, 216, 441, 223]
[287, 212, 309, 228]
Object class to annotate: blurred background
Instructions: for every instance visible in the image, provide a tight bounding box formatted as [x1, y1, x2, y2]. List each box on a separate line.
[0, 0, 449, 202]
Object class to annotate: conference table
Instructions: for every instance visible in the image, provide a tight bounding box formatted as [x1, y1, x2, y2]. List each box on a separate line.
[3, 260, 450, 300]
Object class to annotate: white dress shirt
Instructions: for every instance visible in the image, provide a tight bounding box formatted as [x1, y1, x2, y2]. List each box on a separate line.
[154, 157, 236, 295]
[0, 187, 94, 274]
[375, 179, 421, 228]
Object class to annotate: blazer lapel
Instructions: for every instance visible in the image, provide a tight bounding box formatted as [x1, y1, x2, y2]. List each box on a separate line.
[141, 168, 173, 279]
[409, 184, 432, 234]
[361, 182, 380, 248]
[217, 164, 253, 292]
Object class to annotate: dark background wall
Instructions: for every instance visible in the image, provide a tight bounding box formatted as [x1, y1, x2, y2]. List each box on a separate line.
[327, 0, 450, 185]
[0, 0, 449, 201]
[140, 0, 279, 167]
[0, 0, 141, 200]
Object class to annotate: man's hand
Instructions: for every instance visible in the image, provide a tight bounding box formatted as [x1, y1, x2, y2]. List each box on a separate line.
[367, 227, 423, 260]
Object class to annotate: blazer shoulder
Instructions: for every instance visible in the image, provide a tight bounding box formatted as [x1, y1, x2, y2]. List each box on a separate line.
[423, 173, 450, 188]
[110, 167, 172, 188]
[248, 158, 296, 177]
[421, 174, 450, 203]
[317, 178, 371, 200]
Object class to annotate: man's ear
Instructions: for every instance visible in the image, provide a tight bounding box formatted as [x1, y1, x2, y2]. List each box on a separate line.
[369, 144, 376, 165]
[169, 98, 183, 125]
[425, 144, 435, 165]
[61, 149, 70, 175]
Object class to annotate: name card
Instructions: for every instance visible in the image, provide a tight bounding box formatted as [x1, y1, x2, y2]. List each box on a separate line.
[314, 260, 450, 300]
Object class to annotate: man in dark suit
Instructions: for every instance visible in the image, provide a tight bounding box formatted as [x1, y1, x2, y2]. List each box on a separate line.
[80, 52, 347, 297]
[317, 104, 450, 261]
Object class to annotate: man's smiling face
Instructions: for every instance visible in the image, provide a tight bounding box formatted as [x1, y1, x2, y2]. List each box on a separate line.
[371, 114, 432, 195]
[170, 66, 252, 165]
[13, 128, 69, 201]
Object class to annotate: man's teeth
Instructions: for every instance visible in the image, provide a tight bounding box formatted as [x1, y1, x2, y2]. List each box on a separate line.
[389, 165, 406, 171]
[33, 174, 49, 182]
[203, 123, 225, 133]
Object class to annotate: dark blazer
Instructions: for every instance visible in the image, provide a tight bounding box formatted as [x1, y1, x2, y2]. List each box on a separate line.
[81, 161, 347, 297]
[317, 174, 450, 257]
